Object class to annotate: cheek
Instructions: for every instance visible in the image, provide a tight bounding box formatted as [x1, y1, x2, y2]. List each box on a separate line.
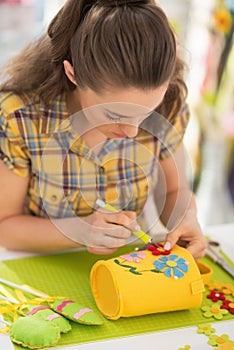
[82, 110, 106, 128]
[98, 124, 116, 132]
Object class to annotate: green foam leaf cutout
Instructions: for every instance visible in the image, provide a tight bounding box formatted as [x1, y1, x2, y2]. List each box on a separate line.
[50, 299, 104, 325]
[10, 316, 61, 349]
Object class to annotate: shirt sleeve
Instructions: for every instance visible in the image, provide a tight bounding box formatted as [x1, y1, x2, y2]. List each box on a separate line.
[159, 102, 190, 160]
[0, 109, 30, 177]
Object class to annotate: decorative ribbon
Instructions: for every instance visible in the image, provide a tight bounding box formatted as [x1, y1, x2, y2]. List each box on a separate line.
[27, 305, 49, 316]
[56, 300, 74, 312]
[73, 308, 92, 319]
[47, 314, 61, 321]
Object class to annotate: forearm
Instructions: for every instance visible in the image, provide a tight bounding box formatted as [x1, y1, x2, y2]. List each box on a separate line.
[0, 215, 83, 252]
[155, 187, 197, 230]
[154, 150, 206, 258]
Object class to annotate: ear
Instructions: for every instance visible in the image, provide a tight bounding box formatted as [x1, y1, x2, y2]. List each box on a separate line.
[63, 60, 77, 86]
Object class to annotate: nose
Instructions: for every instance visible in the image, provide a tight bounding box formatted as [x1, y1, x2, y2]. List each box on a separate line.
[119, 124, 139, 138]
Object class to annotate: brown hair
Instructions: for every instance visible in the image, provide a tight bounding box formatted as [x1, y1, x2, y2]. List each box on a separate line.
[0, 0, 187, 120]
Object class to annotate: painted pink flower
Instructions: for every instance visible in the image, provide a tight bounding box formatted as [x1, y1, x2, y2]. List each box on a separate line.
[120, 251, 146, 263]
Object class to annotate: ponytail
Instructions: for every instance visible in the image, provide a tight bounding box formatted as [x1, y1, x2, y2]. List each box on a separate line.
[47, 0, 95, 63]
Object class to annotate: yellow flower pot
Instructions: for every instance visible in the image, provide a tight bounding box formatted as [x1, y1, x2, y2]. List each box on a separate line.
[90, 245, 212, 320]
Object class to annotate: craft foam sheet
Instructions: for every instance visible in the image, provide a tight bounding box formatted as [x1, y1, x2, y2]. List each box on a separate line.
[0, 246, 233, 350]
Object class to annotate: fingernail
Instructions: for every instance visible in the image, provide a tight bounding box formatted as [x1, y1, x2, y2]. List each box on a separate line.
[164, 242, 171, 251]
[134, 224, 141, 231]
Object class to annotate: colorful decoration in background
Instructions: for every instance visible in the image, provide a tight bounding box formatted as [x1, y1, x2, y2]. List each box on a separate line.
[213, 4, 233, 34]
[202, 286, 234, 347]
[207, 281, 226, 291]
[221, 300, 234, 314]
[178, 346, 191, 350]
[201, 305, 228, 319]
[222, 284, 234, 296]
[178, 322, 234, 349]
[216, 343, 234, 350]
[195, 324, 234, 350]
[194, 0, 234, 225]
[203, 280, 234, 316]
[207, 291, 226, 302]
[179, 277, 234, 350]
[208, 334, 234, 347]
[201, 0, 234, 107]
[197, 323, 216, 336]
[197, 278, 234, 348]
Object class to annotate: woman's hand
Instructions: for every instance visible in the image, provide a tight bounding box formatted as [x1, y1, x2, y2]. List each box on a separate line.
[164, 210, 207, 260]
[77, 210, 139, 255]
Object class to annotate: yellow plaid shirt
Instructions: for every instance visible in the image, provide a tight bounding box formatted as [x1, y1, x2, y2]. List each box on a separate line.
[0, 92, 189, 218]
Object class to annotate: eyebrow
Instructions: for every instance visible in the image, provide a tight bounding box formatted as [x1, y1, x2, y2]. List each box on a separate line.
[104, 108, 154, 119]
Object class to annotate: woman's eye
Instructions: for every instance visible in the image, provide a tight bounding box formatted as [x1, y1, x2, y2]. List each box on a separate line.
[105, 114, 121, 122]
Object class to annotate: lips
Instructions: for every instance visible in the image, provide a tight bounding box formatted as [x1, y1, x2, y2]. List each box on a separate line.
[113, 132, 126, 138]
[112, 132, 127, 138]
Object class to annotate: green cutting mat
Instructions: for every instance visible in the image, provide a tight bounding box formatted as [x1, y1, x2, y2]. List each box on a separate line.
[0, 246, 233, 349]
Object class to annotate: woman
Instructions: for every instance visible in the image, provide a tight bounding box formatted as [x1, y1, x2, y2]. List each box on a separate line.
[0, 0, 207, 257]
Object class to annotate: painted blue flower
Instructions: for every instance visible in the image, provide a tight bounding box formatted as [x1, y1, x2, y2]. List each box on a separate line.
[153, 254, 189, 279]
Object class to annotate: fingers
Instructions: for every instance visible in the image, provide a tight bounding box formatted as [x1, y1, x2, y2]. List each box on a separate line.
[164, 229, 181, 251]
[186, 236, 207, 260]
[87, 246, 118, 255]
[91, 211, 130, 233]
[82, 210, 139, 254]
[104, 211, 139, 232]
[165, 227, 207, 260]
[85, 217, 131, 250]
[89, 227, 128, 249]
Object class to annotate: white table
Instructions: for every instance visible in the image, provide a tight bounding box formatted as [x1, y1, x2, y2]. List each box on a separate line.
[0, 223, 234, 350]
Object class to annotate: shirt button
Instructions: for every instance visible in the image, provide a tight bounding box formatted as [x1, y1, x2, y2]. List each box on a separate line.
[51, 195, 58, 202]
[99, 166, 105, 175]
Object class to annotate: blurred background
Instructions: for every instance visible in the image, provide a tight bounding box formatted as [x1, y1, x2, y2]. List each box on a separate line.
[0, 0, 233, 229]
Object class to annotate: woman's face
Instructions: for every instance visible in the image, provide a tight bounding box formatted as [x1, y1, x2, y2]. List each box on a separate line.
[77, 84, 169, 139]
[64, 60, 168, 138]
